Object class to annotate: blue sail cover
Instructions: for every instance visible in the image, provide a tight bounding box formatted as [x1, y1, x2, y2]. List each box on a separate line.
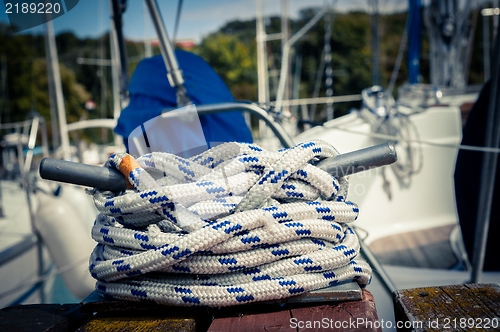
[115, 50, 253, 150]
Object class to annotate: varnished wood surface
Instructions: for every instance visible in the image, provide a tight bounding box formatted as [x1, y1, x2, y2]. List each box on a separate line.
[368, 225, 458, 269]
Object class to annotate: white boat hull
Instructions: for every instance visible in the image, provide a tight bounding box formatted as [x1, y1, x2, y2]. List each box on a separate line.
[296, 106, 463, 244]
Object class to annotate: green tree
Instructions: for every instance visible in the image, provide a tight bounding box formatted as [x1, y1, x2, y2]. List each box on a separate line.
[31, 59, 90, 124]
[0, 25, 91, 148]
[0, 24, 39, 124]
[195, 33, 257, 100]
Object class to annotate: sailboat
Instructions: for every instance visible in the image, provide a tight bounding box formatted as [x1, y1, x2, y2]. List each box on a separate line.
[0, 14, 103, 307]
[0, 117, 51, 307]
[0, 113, 100, 308]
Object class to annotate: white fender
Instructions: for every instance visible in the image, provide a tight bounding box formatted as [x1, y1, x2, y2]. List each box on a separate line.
[35, 187, 96, 299]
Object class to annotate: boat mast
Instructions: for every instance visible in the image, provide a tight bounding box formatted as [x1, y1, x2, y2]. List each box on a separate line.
[371, 0, 379, 86]
[109, 13, 123, 147]
[256, 0, 268, 105]
[482, 0, 500, 82]
[256, 0, 271, 138]
[324, 6, 334, 121]
[407, 0, 421, 84]
[44, 18, 70, 160]
[42, 36, 60, 151]
[143, 2, 153, 58]
[494, 0, 499, 40]
[281, 0, 290, 116]
[109, 0, 129, 106]
[275, 6, 330, 114]
[483, 8, 491, 82]
[424, 0, 473, 87]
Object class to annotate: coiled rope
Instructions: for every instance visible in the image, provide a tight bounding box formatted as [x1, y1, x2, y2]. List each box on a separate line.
[89, 140, 372, 307]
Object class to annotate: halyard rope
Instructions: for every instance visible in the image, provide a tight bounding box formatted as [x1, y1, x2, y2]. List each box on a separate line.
[89, 140, 372, 306]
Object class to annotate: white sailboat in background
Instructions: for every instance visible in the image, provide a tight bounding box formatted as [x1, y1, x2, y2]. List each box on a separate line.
[255, 0, 475, 245]
[0, 114, 97, 308]
[0, 12, 109, 308]
[254, 0, 500, 330]
[0, 118, 51, 307]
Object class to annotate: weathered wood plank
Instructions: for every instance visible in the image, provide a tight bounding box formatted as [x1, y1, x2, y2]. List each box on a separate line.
[208, 289, 381, 332]
[404, 229, 432, 268]
[0, 288, 380, 331]
[76, 314, 196, 332]
[291, 289, 381, 332]
[369, 225, 457, 269]
[280, 281, 362, 303]
[393, 283, 500, 332]
[79, 291, 212, 330]
[418, 226, 457, 269]
[208, 309, 294, 332]
[0, 303, 90, 332]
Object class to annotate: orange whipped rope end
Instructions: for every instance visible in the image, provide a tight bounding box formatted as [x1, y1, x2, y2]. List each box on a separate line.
[118, 155, 141, 189]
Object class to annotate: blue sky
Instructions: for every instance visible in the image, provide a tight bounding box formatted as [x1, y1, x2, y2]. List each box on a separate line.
[0, 0, 410, 42]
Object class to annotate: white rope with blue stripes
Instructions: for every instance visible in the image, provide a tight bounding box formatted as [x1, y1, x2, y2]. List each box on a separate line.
[89, 140, 372, 306]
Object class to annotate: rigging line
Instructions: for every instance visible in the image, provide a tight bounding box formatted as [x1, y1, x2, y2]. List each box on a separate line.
[173, 0, 184, 43]
[324, 123, 500, 153]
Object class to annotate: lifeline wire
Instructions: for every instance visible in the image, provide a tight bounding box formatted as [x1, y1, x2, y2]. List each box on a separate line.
[89, 140, 372, 307]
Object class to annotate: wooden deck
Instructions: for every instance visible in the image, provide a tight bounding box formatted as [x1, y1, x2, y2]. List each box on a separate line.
[0, 289, 382, 332]
[393, 283, 500, 331]
[368, 225, 458, 269]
